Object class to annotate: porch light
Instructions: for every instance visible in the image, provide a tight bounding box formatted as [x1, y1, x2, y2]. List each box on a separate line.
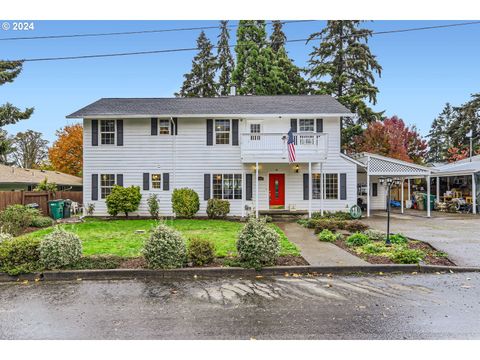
[295, 165, 299, 173]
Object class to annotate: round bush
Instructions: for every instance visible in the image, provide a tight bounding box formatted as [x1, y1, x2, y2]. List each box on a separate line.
[39, 227, 83, 269]
[346, 232, 371, 247]
[0, 204, 40, 236]
[236, 216, 280, 268]
[171, 188, 200, 218]
[0, 237, 41, 274]
[206, 198, 230, 219]
[188, 237, 215, 266]
[106, 185, 142, 217]
[317, 229, 339, 242]
[143, 223, 186, 269]
[390, 248, 425, 264]
[30, 216, 54, 228]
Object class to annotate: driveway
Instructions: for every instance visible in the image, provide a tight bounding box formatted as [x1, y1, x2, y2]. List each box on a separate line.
[1, 274, 479, 339]
[363, 211, 480, 267]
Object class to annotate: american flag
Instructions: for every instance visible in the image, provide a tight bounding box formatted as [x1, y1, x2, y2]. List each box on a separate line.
[287, 129, 296, 163]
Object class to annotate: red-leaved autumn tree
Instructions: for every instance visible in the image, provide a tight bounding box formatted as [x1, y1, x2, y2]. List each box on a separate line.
[353, 116, 428, 164]
[48, 123, 83, 177]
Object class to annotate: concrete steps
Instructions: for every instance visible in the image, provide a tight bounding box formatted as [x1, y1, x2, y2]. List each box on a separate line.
[259, 210, 308, 222]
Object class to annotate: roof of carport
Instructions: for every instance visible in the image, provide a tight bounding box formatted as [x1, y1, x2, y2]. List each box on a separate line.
[351, 152, 433, 177]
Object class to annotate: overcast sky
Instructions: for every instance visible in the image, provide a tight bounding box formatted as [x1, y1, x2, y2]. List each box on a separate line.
[1, 20, 479, 142]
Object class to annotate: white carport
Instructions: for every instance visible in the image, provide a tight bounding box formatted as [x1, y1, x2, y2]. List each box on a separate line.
[351, 153, 434, 217]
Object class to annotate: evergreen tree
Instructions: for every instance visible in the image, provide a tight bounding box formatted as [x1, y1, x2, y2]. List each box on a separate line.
[0, 61, 34, 127]
[448, 93, 480, 152]
[270, 20, 287, 52]
[306, 21, 382, 123]
[177, 31, 217, 97]
[216, 21, 235, 96]
[427, 103, 455, 163]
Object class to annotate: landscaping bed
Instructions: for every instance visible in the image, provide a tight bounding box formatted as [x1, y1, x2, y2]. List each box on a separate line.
[299, 211, 455, 266]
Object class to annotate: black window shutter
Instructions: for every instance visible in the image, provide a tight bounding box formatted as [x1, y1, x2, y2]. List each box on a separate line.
[91, 174, 98, 200]
[316, 118, 323, 133]
[290, 119, 297, 133]
[204, 174, 211, 200]
[372, 183, 378, 197]
[206, 119, 213, 146]
[151, 118, 158, 136]
[163, 173, 170, 191]
[340, 173, 347, 200]
[143, 173, 150, 190]
[116, 119, 124, 146]
[246, 174, 253, 200]
[116, 174, 124, 187]
[232, 119, 239, 146]
[172, 118, 178, 135]
[92, 120, 98, 146]
[303, 173, 309, 200]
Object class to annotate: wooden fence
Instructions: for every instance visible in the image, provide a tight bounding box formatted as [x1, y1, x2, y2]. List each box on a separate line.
[0, 191, 83, 215]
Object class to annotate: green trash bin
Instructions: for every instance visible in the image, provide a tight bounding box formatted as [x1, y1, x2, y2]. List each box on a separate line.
[423, 194, 436, 211]
[48, 200, 65, 220]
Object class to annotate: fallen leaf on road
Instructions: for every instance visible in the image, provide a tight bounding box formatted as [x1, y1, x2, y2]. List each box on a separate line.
[411, 272, 417, 275]
[325, 284, 332, 288]
[22, 280, 28, 285]
[77, 278, 82, 281]
[284, 273, 290, 277]
[461, 285, 472, 289]
[255, 275, 263, 279]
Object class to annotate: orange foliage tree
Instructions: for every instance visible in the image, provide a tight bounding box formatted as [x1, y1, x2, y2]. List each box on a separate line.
[48, 123, 83, 177]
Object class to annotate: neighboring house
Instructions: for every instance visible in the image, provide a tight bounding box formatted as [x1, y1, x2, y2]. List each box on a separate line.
[67, 95, 363, 217]
[0, 164, 83, 191]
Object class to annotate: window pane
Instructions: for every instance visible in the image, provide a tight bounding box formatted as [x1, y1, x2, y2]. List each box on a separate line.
[101, 120, 115, 132]
[223, 174, 233, 199]
[215, 119, 230, 144]
[100, 120, 115, 145]
[325, 174, 338, 199]
[213, 174, 222, 199]
[250, 124, 261, 140]
[312, 173, 321, 199]
[216, 132, 230, 144]
[234, 174, 242, 199]
[299, 119, 314, 132]
[151, 174, 162, 189]
[100, 174, 115, 199]
[159, 120, 170, 135]
[215, 119, 230, 132]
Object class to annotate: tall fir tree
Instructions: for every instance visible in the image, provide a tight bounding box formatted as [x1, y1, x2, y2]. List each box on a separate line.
[216, 21, 235, 96]
[270, 20, 287, 52]
[447, 93, 480, 152]
[427, 103, 455, 163]
[306, 21, 382, 123]
[177, 31, 217, 97]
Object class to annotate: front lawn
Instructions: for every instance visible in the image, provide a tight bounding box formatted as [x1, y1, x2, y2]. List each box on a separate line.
[20, 218, 300, 258]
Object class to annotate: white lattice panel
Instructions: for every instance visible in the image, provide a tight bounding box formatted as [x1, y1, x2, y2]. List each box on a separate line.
[368, 157, 430, 175]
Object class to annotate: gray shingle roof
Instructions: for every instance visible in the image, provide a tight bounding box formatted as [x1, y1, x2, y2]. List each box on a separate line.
[0, 164, 82, 186]
[67, 95, 352, 118]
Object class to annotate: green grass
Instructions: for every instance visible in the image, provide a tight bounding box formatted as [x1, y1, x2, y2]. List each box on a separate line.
[20, 218, 300, 258]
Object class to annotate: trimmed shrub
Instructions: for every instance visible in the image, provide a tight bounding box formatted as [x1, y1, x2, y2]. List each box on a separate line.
[143, 223, 186, 269]
[317, 229, 340, 242]
[389, 233, 409, 245]
[390, 248, 425, 264]
[39, 227, 82, 269]
[206, 198, 230, 219]
[363, 229, 386, 242]
[346, 232, 371, 247]
[237, 216, 280, 268]
[147, 194, 160, 219]
[0, 237, 41, 275]
[106, 185, 142, 217]
[171, 188, 200, 218]
[30, 216, 54, 228]
[313, 219, 346, 233]
[188, 237, 215, 266]
[312, 210, 352, 221]
[344, 220, 369, 233]
[0, 204, 41, 236]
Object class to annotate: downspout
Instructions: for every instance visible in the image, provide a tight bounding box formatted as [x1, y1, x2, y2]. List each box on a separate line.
[170, 117, 176, 191]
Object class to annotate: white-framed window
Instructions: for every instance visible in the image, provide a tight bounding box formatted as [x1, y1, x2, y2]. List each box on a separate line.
[325, 173, 339, 199]
[159, 120, 170, 135]
[100, 174, 115, 199]
[151, 174, 162, 189]
[214, 119, 231, 145]
[100, 120, 115, 145]
[250, 123, 261, 141]
[212, 173, 242, 200]
[299, 119, 315, 132]
[312, 173, 321, 199]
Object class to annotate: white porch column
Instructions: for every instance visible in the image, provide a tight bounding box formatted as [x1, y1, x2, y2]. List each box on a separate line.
[401, 178, 404, 214]
[472, 173, 477, 214]
[436, 176, 440, 199]
[407, 178, 411, 204]
[427, 175, 431, 218]
[320, 162, 324, 216]
[255, 162, 259, 218]
[308, 161, 312, 218]
[366, 170, 370, 217]
[241, 171, 245, 218]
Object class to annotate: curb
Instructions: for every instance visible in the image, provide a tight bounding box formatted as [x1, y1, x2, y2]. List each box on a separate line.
[1, 264, 479, 283]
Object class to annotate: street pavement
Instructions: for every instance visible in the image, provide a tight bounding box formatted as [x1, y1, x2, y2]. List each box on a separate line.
[1, 272, 479, 339]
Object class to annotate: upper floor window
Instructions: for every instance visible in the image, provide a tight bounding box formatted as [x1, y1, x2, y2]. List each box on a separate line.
[212, 173, 242, 199]
[250, 123, 261, 141]
[215, 119, 231, 145]
[299, 119, 315, 132]
[100, 174, 115, 198]
[159, 120, 170, 135]
[100, 120, 116, 145]
[151, 174, 162, 189]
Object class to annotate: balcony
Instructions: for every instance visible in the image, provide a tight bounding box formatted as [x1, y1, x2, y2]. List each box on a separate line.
[240, 132, 328, 163]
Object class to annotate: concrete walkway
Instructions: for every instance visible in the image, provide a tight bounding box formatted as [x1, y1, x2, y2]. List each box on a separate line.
[277, 222, 368, 266]
[363, 212, 480, 267]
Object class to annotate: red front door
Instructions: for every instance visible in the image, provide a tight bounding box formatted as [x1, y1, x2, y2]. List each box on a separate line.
[269, 174, 285, 208]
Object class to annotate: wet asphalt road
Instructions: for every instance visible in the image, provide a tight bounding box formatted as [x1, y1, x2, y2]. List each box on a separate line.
[0, 272, 479, 339]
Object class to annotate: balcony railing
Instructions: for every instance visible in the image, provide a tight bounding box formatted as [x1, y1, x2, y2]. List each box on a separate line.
[240, 132, 328, 163]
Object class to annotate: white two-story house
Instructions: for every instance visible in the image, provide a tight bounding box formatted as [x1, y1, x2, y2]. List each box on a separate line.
[67, 95, 361, 217]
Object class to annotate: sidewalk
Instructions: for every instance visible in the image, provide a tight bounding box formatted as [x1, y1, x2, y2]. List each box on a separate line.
[277, 222, 368, 266]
